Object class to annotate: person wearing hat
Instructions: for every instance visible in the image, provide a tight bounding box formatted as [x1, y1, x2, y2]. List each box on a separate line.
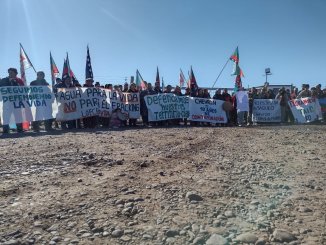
[0, 68, 24, 133]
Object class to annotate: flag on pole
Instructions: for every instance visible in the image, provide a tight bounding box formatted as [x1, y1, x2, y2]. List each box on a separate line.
[85, 45, 93, 80]
[50, 52, 60, 86]
[156, 66, 160, 87]
[179, 69, 186, 87]
[231, 63, 244, 77]
[189, 66, 198, 89]
[230, 46, 239, 63]
[19, 43, 36, 85]
[234, 74, 242, 92]
[136, 69, 146, 90]
[62, 53, 79, 85]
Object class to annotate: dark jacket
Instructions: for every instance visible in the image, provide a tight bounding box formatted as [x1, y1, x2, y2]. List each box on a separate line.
[0, 77, 23, 87]
[30, 79, 49, 86]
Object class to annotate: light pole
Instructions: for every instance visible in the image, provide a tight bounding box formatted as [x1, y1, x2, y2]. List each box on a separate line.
[265, 68, 272, 84]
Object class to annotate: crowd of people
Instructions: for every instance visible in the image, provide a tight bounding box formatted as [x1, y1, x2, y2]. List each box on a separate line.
[1, 67, 325, 134]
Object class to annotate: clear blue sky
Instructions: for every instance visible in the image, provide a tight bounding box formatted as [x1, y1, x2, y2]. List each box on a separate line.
[0, 0, 325, 89]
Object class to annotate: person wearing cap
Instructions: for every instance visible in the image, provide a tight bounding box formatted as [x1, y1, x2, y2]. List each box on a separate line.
[95, 82, 101, 88]
[30, 71, 53, 131]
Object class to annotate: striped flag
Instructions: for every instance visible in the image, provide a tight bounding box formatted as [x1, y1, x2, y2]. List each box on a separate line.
[230, 46, 239, 63]
[179, 69, 186, 87]
[19, 43, 36, 85]
[50, 52, 60, 86]
[189, 66, 198, 89]
[136, 69, 146, 90]
[231, 63, 244, 77]
[62, 53, 79, 86]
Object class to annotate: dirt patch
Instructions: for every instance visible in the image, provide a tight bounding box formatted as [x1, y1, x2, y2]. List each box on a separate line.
[0, 125, 325, 244]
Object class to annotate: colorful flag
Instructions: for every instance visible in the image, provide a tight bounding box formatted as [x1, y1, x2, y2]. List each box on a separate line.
[156, 66, 160, 87]
[234, 74, 242, 92]
[19, 43, 36, 85]
[231, 63, 244, 77]
[179, 69, 186, 87]
[50, 52, 60, 86]
[136, 69, 146, 90]
[230, 46, 239, 63]
[62, 53, 79, 85]
[189, 66, 198, 89]
[85, 45, 93, 80]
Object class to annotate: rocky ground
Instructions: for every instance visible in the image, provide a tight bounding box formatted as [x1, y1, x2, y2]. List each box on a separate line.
[0, 124, 325, 245]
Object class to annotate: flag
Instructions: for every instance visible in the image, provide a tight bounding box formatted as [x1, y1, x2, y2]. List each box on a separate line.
[179, 69, 186, 87]
[136, 69, 146, 90]
[234, 74, 242, 92]
[156, 66, 160, 87]
[62, 53, 79, 85]
[162, 77, 165, 91]
[230, 46, 239, 63]
[85, 45, 93, 80]
[189, 66, 198, 89]
[231, 63, 244, 77]
[19, 43, 36, 84]
[50, 52, 60, 86]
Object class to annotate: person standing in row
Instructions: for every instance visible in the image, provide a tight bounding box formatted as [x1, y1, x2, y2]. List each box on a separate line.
[56, 75, 77, 129]
[83, 78, 98, 128]
[0, 68, 24, 133]
[30, 71, 53, 131]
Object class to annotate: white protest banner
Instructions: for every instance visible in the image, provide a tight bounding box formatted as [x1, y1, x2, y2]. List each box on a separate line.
[55, 88, 140, 121]
[145, 93, 189, 121]
[0, 86, 56, 125]
[188, 98, 227, 123]
[252, 99, 281, 122]
[236, 91, 249, 112]
[288, 97, 322, 123]
[55, 87, 106, 121]
[107, 90, 140, 119]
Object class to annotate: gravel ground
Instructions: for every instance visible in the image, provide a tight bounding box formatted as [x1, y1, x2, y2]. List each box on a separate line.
[0, 124, 325, 245]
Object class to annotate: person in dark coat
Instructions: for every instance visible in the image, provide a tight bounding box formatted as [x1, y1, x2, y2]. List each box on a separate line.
[30, 71, 53, 131]
[82, 78, 98, 128]
[127, 83, 138, 127]
[56, 75, 77, 129]
[0, 68, 24, 133]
